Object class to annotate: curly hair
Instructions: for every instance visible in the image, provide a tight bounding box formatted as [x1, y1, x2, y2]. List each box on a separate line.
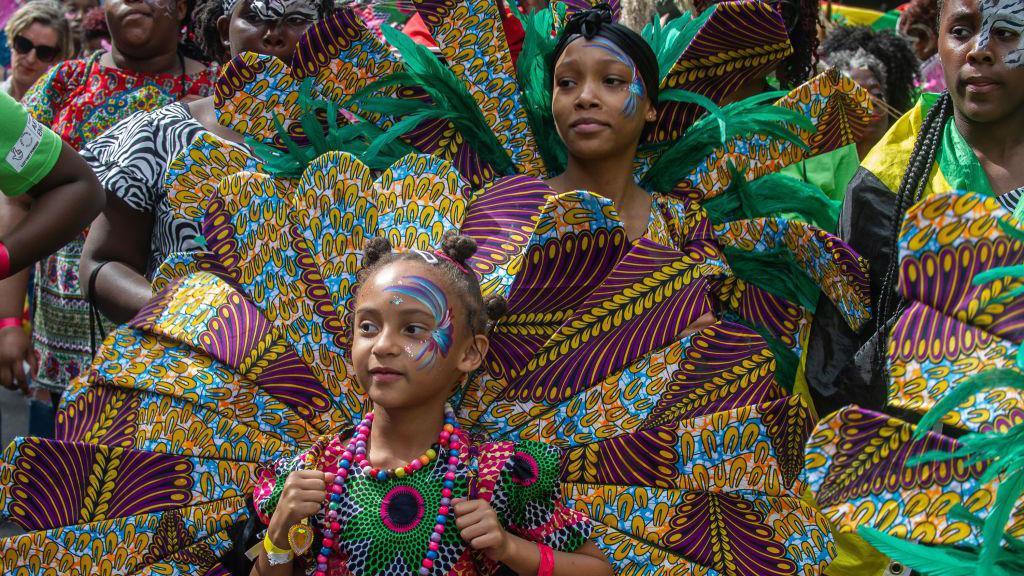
[191, 0, 335, 63]
[898, 0, 939, 37]
[358, 232, 507, 336]
[821, 25, 920, 113]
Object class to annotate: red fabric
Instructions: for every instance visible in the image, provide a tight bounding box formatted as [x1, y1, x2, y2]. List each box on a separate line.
[402, 10, 526, 64]
[402, 13, 438, 47]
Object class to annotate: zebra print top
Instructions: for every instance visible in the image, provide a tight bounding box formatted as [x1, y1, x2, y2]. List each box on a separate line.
[83, 103, 241, 277]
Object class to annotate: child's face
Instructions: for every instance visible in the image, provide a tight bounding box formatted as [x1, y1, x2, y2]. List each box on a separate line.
[351, 261, 486, 411]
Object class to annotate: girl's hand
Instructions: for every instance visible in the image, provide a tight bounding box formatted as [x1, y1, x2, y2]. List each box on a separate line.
[454, 498, 513, 563]
[267, 470, 332, 548]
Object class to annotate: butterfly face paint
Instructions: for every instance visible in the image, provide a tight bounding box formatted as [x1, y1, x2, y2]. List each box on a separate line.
[589, 36, 646, 117]
[384, 276, 453, 369]
[978, 0, 1024, 67]
[222, 0, 318, 22]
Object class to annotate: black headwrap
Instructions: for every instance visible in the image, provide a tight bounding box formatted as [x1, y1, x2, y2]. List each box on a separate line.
[551, 6, 660, 105]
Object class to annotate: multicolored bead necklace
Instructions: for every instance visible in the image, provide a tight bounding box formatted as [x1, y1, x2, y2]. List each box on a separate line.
[316, 404, 462, 576]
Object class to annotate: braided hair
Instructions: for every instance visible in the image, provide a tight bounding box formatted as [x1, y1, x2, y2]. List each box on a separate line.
[776, 0, 820, 89]
[357, 231, 507, 335]
[190, 0, 335, 63]
[873, 92, 953, 375]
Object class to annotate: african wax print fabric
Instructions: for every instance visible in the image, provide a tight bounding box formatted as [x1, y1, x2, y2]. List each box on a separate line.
[253, 432, 591, 575]
[0, 2, 877, 575]
[805, 191, 1024, 573]
[806, 93, 1024, 414]
[20, 53, 214, 392]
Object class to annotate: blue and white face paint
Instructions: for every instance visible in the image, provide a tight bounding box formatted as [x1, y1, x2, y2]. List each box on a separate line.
[222, 0, 319, 22]
[978, 0, 1024, 67]
[570, 35, 647, 117]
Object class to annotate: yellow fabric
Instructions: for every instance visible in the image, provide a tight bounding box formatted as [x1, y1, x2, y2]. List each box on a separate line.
[830, 5, 886, 26]
[799, 490, 889, 575]
[861, 98, 953, 198]
[825, 530, 891, 576]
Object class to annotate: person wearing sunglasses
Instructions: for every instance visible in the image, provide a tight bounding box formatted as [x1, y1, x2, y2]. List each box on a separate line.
[2, 1, 73, 102]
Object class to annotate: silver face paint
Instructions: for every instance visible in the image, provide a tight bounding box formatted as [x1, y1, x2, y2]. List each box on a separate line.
[222, 0, 319, 22]
[978, 0, 1024, 67]
[143, 0, 178, 18]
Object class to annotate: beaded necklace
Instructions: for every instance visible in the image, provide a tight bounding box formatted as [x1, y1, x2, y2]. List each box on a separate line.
[316, 405, 463, 576]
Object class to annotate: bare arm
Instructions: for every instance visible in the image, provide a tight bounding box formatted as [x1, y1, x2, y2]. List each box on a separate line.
[455, 499, 614, 576]
[249, 470, 329, 576]
[79, 195, 156, 323]
[0, 195, 32, 391]
[1, 140, 103, 274]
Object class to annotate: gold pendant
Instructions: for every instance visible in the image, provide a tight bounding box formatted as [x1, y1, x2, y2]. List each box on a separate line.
[288, 520, 314, 555]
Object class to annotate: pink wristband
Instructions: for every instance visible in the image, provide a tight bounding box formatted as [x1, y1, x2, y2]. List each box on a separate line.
[0, 241, 9, 280]
[0, 317, 22, 330]
[537, 542, 554, 576]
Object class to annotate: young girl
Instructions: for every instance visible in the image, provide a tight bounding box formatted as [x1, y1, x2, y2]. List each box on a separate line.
[251, 233, 613, 576]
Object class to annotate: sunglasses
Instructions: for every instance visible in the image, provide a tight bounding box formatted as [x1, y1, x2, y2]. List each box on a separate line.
[12, 35, 60, 63]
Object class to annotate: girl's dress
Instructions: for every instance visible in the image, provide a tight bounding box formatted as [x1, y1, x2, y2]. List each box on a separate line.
[253, 431, 591, 575]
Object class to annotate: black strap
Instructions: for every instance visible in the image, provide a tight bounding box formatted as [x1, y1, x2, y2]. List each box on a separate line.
[87, 260, 111, 355]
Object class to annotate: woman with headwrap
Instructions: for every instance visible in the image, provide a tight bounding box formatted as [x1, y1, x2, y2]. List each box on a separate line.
[546, 9, 661, 240]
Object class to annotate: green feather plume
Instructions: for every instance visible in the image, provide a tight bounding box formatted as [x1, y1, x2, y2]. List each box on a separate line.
[703, 163, 839, 230]
[640, 92, 812, 193]
[510, 1, 567, 174]
[247, 78, 416, 177]
[641, 7, 714, 82]
[352, 24, 516, 177]
[722, 246, 819, 314]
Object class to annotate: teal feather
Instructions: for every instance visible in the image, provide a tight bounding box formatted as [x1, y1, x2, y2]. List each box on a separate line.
[640, 93, 811, 192]
[510, 1, 567, 174]
[859, 527, 993, 576]
[353, 25, 516, 177]
[641, 7, 714, 82]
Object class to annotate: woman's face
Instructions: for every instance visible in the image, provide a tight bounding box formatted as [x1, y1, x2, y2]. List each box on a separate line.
[939, 0, 1024, 123]
[64, 0, 99, 33]
[847, 66, 890, 148]
[105, 0, 188, 58]
[551, 37, 656, 162]
[218, 0, 318, 62]
[10, 23, 60, 87]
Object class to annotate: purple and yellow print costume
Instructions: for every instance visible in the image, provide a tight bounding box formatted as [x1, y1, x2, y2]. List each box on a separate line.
[0, 1, 879, 575]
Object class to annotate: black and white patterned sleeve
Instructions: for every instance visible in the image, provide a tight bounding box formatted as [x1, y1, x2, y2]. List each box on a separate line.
[81, 103, 204, 214]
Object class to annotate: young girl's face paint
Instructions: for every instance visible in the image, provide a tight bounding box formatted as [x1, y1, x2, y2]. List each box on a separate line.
[383, 276, 453, 368]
